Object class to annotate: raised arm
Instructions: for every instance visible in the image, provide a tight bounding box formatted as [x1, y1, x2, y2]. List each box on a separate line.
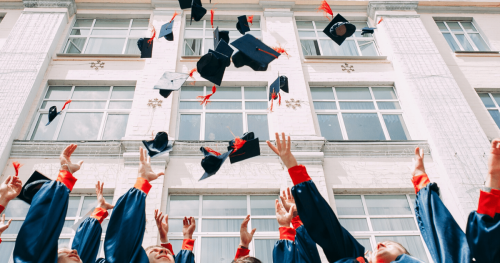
[272, 199, 296, 262]
[0, 172, 22, 244]
[174, 217, 196, 263]
[234, 215, 256, 261]
[155, 209, 175, 256]
[410, 147, 471, 263]
[266, 133, 364, 262]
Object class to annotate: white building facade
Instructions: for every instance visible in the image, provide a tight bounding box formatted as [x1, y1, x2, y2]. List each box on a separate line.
[1, 0, 499, 262]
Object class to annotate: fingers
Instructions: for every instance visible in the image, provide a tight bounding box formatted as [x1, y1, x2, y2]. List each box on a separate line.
[139, 147, 145, 163]
[241, 215, 250, 228]
[279, 195, 286, 205]
[78, 160, 84, 167]
[157, 172, 165, 178]
[250, 228, 256, 236]
[6, 219, 11, 227]
[492, 139, 500, 149]
[183, 216, 187, 226]
[287, 187, 292, 200]
[275, 133, 281, 153]
[63, 144, 77, 158]
[266, 140, 280, 155]
[275, 199, 280, 213]
[165, 214, 169, 224]
[147, 155, 151, 164]
[154, 209, 160, 220]
[1, 214, 4, 223]
[190, 217, 196, 227]
[419, 148, 424, 158]
[281, 133, 286, 152]
[289, 204, 296, 215]
[287, 135, 291, 153]
[4, 175, 12, 185]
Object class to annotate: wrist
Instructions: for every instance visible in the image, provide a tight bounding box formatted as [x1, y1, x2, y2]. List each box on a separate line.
[0, 198, 9, 208]
[239, 242, 249, 248]
[183, 234, 193, 240]
[160, 236, 169, 243]
[279, 223, 290, 228]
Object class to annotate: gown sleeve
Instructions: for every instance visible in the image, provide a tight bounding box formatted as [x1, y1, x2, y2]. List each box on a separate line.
[272, 227, 296, 263]
[71, 207, 109, 263]
[234, 246, 250, 260]
[292, 216, 321, 263]
[412, 174, 471, 263]
[465, 189, 500, 262]
[102, 178, 151, 263]
[13, 170, 77, 263]
[174, 239, 195, 263]
[288, 165, 365, 262]
[161, 243, 175, 256]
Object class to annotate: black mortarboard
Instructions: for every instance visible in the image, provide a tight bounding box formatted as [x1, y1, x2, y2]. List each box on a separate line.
[236, 15, 250, 35]
[199, 147, 233, 181]
[154, 71, 189, 98]
[46, 100, 71, 126]
[361, 27, 376, 36]
[159, 21, 174, 41]
[137, 38, 154, 58]
[190, 0, 206, 25]
[142, 132, 173, 158]
[269, 75, 289, 101]
[18, 170, 51, 204]
[323, 14, 356, 46]
[231, 34, 280, 72]
[178, 0, 192, 9]
[197, 49, 228, 86]
[227, 132, 260, 164]
[213, 27, 230, 50]
[215, 39, 234, 66]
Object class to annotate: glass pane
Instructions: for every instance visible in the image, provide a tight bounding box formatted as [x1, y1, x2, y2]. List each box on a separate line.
[461, 22, 477, 32]
[469, 33, 489, 51]
[300, 40, 321, 56]
[180, 102, 203, 109]
[245, 102, 267, 110]
[342, 113, 385, 140]
[185, 29, 203, 38]
[320, 40, 359, 56]
[70, 29, 90, 35]
[314, 22, 329, 29]
[65, 38, 86, 54]
[365, 195, 411, 215]
[359, 41, 377, 56]
[296, 21, 314, 29]
[377, 102, 401, 110]
[372, 87, 397, 99]
[310, 87, 335, 100]
[45, 86, 72, 99]
[479, 93, 495, 107]
[94, 19, 130, 27]
[352, 22, 368, 29]
[132, 19, 149, 28]
[247, 114, 269, 141]
[339, 102, 375, 110]
[125, 38, 141, 55]
[356, 238, 372, 251]
[255, 239, 277, 263]
[184, 39, 202, 55]
[3, 199, 30, 217]
[2, 220, 23, 234]
[85, 38, 126, 54]
[67, 196, 81, 217]
[210, 87, 241, 99]
[108, 101, 133, 109]
[204, 38, 214, 54]
[201, 237, 239, 263]
[409, 194, 416, 210]
[202, 219, 240, 232]
[0, 241, 15, 263]
[185, 18, 203, 28]
[74, 19, 93, 27]
[336, 87, 371, 100]
[111, 86, 135, 99]
[168, 219, 185, 232]
[375, 236, 428, 262]
[338, 218, 369, 231]
[58, 239, 71, 249]
[443, 33, 460, 51]
[178, 114, 201, 140]
[317, 114, 343, 140]
[80, 196, 113, 216]
[436, 22, 448, 32]
[335, 195, 365, 215]
[61, 220, 75, 234]
[244, 87, 267, 99]
[72, 86, 110, 99]
[205, 113, 243, 140]
[313, 102, 337, 110]
[57, 113, 104, 140]
[383, 115, 410, 140]
[69, 101, 106, 109]
[129, 29, 148, 37]
[41, 101, 66, 110]
[170, 239, 196, 254]
[31, 114, 58, 140]
[298, 31, 316, 38]
[455, 34, 474, 51]
[488, 110, 500, 128]
[250, 195, 277, 215]
[447, 22, 462, 32]
[91, 29, 128, 35]
[371, 218, 417, 231]
[206, 102, 242, 109]
[202, 195, 246, 216]
[181, 87, 203, 99]
[168, 196, 199, 216]
[103, 115, 129, 140]
[211, 21, 233, 28]
[252, 219, 279, 231]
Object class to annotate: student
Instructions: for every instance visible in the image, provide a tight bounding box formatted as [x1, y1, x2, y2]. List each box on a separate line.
[232, 215, 260, 263]
[0, 173, 22, 244]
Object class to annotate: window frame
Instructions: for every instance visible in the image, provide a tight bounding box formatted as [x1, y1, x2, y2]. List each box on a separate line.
[437, 21, 490, 52]
[478, 92, 500, 128]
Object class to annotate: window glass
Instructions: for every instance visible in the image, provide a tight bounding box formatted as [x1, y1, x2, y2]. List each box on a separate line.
[202, 195, 247, 216]
[245, 102, 267, 110]
[339, 102, 375, 110]
[168, 219, 185, 232]
[469, 33, 489, 51]
[2, 220, 23, 235]
[447, 22, 462, 31]
[45, 86, 72, 99]
[203, 219, 240, 232]
[356, 238, 372, 250]
[377, 102, 401, 110]
[359, 41, 378, 56]
[132, 19, 149, 27]
[300, 40, 321, 56]
[201, 237, 239, 263]
[205, 113, 243, 140]
[244, 87, 267, 99]
[252, 219, 279, 231]
[321, 40, 359, 56]
[80, 196, 113, 216]
[181, 87, 204, 99]
[343, 113, 385, 140]
[372, 87, 397, 100]
[443, 33, 460, 51]
[338, 218, 369, 231]
[365, 195, 412, 215]
[371, 218, 417, 231]
[314, 102, 337, 110]
[317, 114, 343, 140]
[94, 19, 130, 27]
[336, 87, 372, 100]
[58, 112, 104, 140]
[31, 114, 59, 140]
[437, 21, 489, 51]
[111, 86, 135, 99]
[74, 19, 93, 27]
[250, 196, 277, 215]
[383, 114, 410, 140]
[489, 110, 500, 128]
[436, 22, 447, 31]
[310, 87, 335, 100]
[255, 239, 278, 263]
[454, 34, 474, 51]
[72, 86, 109, 99]
[206, 102, 242, 110]
[335, 195, 365, 215]
[178, 114, 201, 140]
[247, 115, 269, 141]
[169, 196, 200, 216]
[102, 114, 129, 140]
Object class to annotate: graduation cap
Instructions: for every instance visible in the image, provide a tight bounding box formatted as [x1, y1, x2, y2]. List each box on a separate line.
[137, 38, 154, 58]
[159, 21, 174, 41]
[197, 47, 230, 86]
[190, 0, 206, 25]
[322, 14, 356, 46]
[213, 27, 230, 50]
[142, 132, 173, 158]
[226, 132, 260, 164]
[361, 27, 376, 36]
[199, 147, 233, 181]
[236, 15, 251, 35]
[46, 100, 71, 126]
[154, 71, 189, 98]
[231, 34, 280, 72]
[18, 170, 51, 204]
[178, 0, 193, 9]
[268, 75, 288, 111]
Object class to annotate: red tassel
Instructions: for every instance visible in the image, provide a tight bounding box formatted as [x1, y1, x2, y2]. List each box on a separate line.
[278, 93, 281, 106]
[317, 0, 333, 20]
[211, 10, 215, 28]
[247, 15, 254, 25]
[272, 45, 289, 58]
[268, 92, 277, 112]
[232, 138, 247, 152]
[61, 100, 72, 111]
[257, 48, 278, 58]
[356, 257, 366, 263]
[170, 11, 179, 23]
[189, 68, 197, 78]
[147, 27, 156, 44]
[378, 17, 383, 24]
[12, 161, 22, 176]
[205, 147, 221, 156]
[197, 86, 216, 105]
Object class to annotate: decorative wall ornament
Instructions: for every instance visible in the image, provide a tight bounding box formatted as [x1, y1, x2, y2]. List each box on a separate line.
[148, 98, 163, 108]
[341, 63, 354, 73]
[286, 98, 303, 110]
[90, 60, 105, 70]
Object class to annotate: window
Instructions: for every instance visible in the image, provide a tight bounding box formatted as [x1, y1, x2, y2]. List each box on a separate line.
[335, 194, 429, 262]
[177, 86, 270, 141]
[167, 195, 278, 263]
[296, 21, 378, 57]
[478, 92, 500, 128]
[311, 87, 409, 140]
[64, 19, 149, 55]
[0, 195, 113, 263]
[183, 18, 261, 56]
[29, 86, 135, 140]
[436, 21, 490, 52]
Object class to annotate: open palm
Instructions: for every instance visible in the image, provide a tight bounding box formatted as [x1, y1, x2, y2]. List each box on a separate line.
[276, 199, 295, 227]
[60, 144, 84, 173]
[138, 147, 164, 182]
[0, 176, 22, 203]
[0, 214, 11, 235]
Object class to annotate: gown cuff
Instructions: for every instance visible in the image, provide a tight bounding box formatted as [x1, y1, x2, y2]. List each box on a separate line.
[182, 239, 195, 251]
[90, 207, 109, 224]
[288, 165, 311, 185]
[291, 215, 303, 229]
[56, 170, 78, 192]
[477, 190, 500, 218]
[279, 227, 296, 241]
[161, 243, 174, 256]
[0, 238, 2, 244]
[411, 174, 430, 194]
[134, 177, 152, 195]
[234, 247, 250, 260]
[0, 205, 4, 214]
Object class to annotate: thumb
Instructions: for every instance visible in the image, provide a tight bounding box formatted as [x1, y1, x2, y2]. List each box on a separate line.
[250, 228, 256, 235]
[157, 172, 165, 177]
[290, 204, 296, 215]
[78, 160, 84, 166]
[109, 205, 115, 209]
[6, 219, 12, 227]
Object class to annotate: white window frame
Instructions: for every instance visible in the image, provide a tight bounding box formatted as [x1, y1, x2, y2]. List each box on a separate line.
[437, 21, 490, 52]
[176, 86, 270, 140]
[478, 92, 500, 128]
[27, 85, 134, 141]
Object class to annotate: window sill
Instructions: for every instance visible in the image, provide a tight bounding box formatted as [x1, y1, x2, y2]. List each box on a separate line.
[56, 53, 142, 59]
[303, 55, 388, 62]
[455, 51, 500, 57]
[180, 55, 202, 62]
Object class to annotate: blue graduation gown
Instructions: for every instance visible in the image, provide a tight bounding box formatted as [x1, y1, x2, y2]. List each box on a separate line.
[272, 220, 321, 263]
[71, 207, 109, 263]
[163, 239, 196, 263]
[13, 170, 77, 263]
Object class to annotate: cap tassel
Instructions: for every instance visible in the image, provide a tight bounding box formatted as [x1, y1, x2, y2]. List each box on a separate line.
[378, 17, 384, 24]
[356, 257, 366, 263]
[198, 85, 216, 105]
[188, 68, 197, 84]
[170, 11, 179, 23]
[318, 0, 333, 20]
[147, 27, 156, 44]
[257, 48, 278, 58]
[232, 137, 247, 153]
[210, 10, 215, 28]
[272, 45, 289, 58]
[205, 147, 221, 156]
[60, 100, 72, 111]
[247, 15, 254, 25]
[278, 93, 281, 106]
[12, 161, 22, 176]
[268, 92, 278, 112]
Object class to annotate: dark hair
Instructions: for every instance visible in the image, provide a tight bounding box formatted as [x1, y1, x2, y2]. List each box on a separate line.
[232, 257, 262, 263]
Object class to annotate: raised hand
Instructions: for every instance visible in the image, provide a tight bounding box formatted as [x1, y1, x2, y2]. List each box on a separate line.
[411, 147, 426, 177]
[154, 209, 169, 243]
[487, 139, 500, 190]
[280, 187, 297, 218]
[0, 214, 12, 236]
[182, 217, 196, 240]
[266, 132, 298, 169]
[275, 199, 295, 228]
[0, 175, 22, 207]
[239, 215, 256, 248]
[95, 181, 114, 210]
[60, 144, 84, 174]
[138, 147, 165, 182]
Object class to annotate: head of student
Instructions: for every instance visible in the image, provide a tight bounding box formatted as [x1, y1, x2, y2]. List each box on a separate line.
[368, 241, 411, 263]
[57, 248, 83, 263]
[232, 256, 262, 263]
[146, 245, 175, 263]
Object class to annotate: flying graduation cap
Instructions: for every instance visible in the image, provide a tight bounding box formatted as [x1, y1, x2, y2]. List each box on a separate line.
[323, 14, 356, 46]
[199, 147, 233, 181]
[142, 132, 173, 158]
[236, 15, 251, 35]
[159, 12, 179, 41]
[231, 34, 280, 72]
[197, 39, 234, 86]
[46, 100, 71, 126]
[361, 27, 376, 35]
[214, 27, 230, 50]
[226, 132, 260, 164]
[154, 71, 189, 98]
[137, 38, 154, 58]
[18, 170, 51, 204]
[177, 0, 206, 24]
[268, 75, 289, 111]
